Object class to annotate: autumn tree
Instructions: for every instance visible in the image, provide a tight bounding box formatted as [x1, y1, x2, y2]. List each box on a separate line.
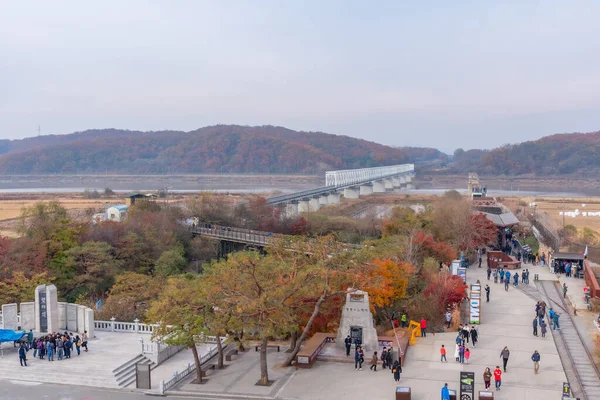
[146, 275, 208, 384]
[366, 258, 413, 310]
[423, 272, 468, 314]
[201, 251, 296, 385]
[97, 272, 163, 321]
[0, 271, 51, 305]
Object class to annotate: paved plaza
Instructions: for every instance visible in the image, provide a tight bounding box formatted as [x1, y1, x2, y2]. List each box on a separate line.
[0, 331, 144, 388]
[166, 259, 578, 400]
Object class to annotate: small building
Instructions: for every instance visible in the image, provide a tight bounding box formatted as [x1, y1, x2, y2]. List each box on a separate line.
[125, 193, 157, 206]
[107, 204, 129, 222]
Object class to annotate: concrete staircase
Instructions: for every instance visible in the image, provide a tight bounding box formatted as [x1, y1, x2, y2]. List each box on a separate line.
[112, 354, 156, 387]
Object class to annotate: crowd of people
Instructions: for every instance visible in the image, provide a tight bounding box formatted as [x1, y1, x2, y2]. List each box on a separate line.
[17, 330, 89, 367]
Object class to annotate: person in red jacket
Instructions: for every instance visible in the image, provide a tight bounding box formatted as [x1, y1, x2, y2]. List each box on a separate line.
[493, 366, 502, 391]
[420, 318, 427, 337]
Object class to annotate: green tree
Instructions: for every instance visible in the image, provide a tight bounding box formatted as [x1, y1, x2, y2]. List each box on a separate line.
[17, 201, 68, 241]
[154, 246, 187, 276]
[146, 275, 207, 384]
[0, 271, 51, 305]
[63, 241, 123, 301]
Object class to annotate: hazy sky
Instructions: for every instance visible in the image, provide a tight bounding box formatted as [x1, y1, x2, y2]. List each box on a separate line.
[1, 1, 599, 153]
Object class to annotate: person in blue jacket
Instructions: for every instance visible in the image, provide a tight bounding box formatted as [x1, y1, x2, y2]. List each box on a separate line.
[441, 383, 450, 400]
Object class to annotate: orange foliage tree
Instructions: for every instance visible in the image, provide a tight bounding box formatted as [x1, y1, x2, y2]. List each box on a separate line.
[423, 272, 468, 313]
[367, 258, 414, 309]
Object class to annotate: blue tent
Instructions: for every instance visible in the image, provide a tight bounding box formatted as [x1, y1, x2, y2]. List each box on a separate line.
[0, 329, 26, 343]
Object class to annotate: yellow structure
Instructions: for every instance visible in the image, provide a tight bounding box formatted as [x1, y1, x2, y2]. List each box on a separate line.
[408, 320, 421, 345]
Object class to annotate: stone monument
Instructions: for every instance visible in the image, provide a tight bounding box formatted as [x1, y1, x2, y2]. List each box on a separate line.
[35, 284, 59, 333]
[336, 289, 379, 352]
[1, 303, 18, 330]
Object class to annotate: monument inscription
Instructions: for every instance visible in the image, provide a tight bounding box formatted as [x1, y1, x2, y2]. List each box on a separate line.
[39, 290, 48, 332]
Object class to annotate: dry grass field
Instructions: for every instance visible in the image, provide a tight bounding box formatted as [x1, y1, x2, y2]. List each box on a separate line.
[504, 196, 600, 232]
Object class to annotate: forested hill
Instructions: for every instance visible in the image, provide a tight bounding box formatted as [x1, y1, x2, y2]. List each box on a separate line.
[0, 125, 446, 174]
[450, 130, 600, 176]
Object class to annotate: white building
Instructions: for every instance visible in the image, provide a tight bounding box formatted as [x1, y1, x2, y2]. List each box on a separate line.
[106, 204, 129, 222]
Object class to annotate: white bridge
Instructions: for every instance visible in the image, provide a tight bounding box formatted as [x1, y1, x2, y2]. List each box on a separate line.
[267, 164, 415, 214]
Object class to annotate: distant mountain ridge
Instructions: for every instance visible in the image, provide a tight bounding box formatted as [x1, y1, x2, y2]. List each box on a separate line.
[0, 125, 446, 174]
[449, 130, 600, 176]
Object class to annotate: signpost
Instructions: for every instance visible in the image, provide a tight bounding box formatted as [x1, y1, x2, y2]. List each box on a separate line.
[470, 284, 481, 325]
[460, 371, 475, 400]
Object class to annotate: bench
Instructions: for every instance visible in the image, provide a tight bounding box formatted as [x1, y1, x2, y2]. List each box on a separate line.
[254, 344, 280, 352]
[200, 363, 216, 378]
[225, 348, 238, 361]
[295, 332, 335, 369]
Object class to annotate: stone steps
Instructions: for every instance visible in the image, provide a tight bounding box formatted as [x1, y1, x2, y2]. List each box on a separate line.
[113, 354, 156, 387]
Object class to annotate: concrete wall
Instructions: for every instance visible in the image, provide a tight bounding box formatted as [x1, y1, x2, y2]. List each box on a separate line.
[20, 302, 35, 331]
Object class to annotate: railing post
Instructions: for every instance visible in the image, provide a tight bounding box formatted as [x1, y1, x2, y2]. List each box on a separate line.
[134, 318, 140, 334]
[110, 316, 116, 332]
[159, 380, 165, 394]
[140, 337, 144, 354]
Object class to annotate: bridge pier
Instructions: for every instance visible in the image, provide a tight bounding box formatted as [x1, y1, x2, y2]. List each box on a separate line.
[309, 197, 321, 212]
[392, 177, 402, 188]
[343, 186, 360, 199]
[372, 180, 386, 193]
[384, 178, 394, 190]
[359, 183, 373, 196]
[285, 201, 299, 218]
[298, 199, 310, 213]
[319, 194, 329, 206]
[406, 183, 415, 190]
[327, 192, 341, 205]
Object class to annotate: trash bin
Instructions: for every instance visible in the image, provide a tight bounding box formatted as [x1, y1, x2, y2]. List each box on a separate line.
[449, 389, 457, 400]
[395, 386, 411, 400]
[479, 390, 494, 399]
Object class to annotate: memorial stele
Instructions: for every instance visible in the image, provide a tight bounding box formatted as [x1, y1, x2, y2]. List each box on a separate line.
[336, 289, 379, 352]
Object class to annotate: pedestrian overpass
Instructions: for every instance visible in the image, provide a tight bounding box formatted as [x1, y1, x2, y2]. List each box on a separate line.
[267, 164, 415, 215]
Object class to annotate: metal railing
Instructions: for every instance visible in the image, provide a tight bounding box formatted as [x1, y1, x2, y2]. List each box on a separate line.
[159, 338, 225, 394]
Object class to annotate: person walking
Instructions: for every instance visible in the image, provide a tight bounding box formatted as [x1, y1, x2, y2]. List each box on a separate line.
[504, 276, 510, 291]
[487, 267, 491, 280]
[441, 383, 450, 400]
[27, 330, 33, 349]
[483, 367, 492, 391]
[420, 318, 427, 337]
[462, 325, 470, 344]
[464, 348, 471, 364]
[470, 326, 478, 347]
[513, 272, 519, 286]
[494, 366, 502, 391]
[493, 269, 498, 283]
[440, 345, 447, 362]
[82, 331, 88, 352]
[531, 350, 541, 374]
[18, 343, 27, 367]
[385, 347, 392, 371]
[354, 347, 362, 370]
[485, 285, 490, 302]
[381, 348, 388, 369]
[459, 344, 465, 364]
[445, 311, 452, 328]
[392, 360, 401, 383]
[499, 269, 505, 282]
[533, 317, 538, 336]
[344, 335, 352, 356]
[563, 283, 568, 299]
[401, 313, 407, 328]
[540, 320, 547, 338]
[553, 312, 560, 330]
[500, 346, 510, 372]
[369, 351, 378, 371]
